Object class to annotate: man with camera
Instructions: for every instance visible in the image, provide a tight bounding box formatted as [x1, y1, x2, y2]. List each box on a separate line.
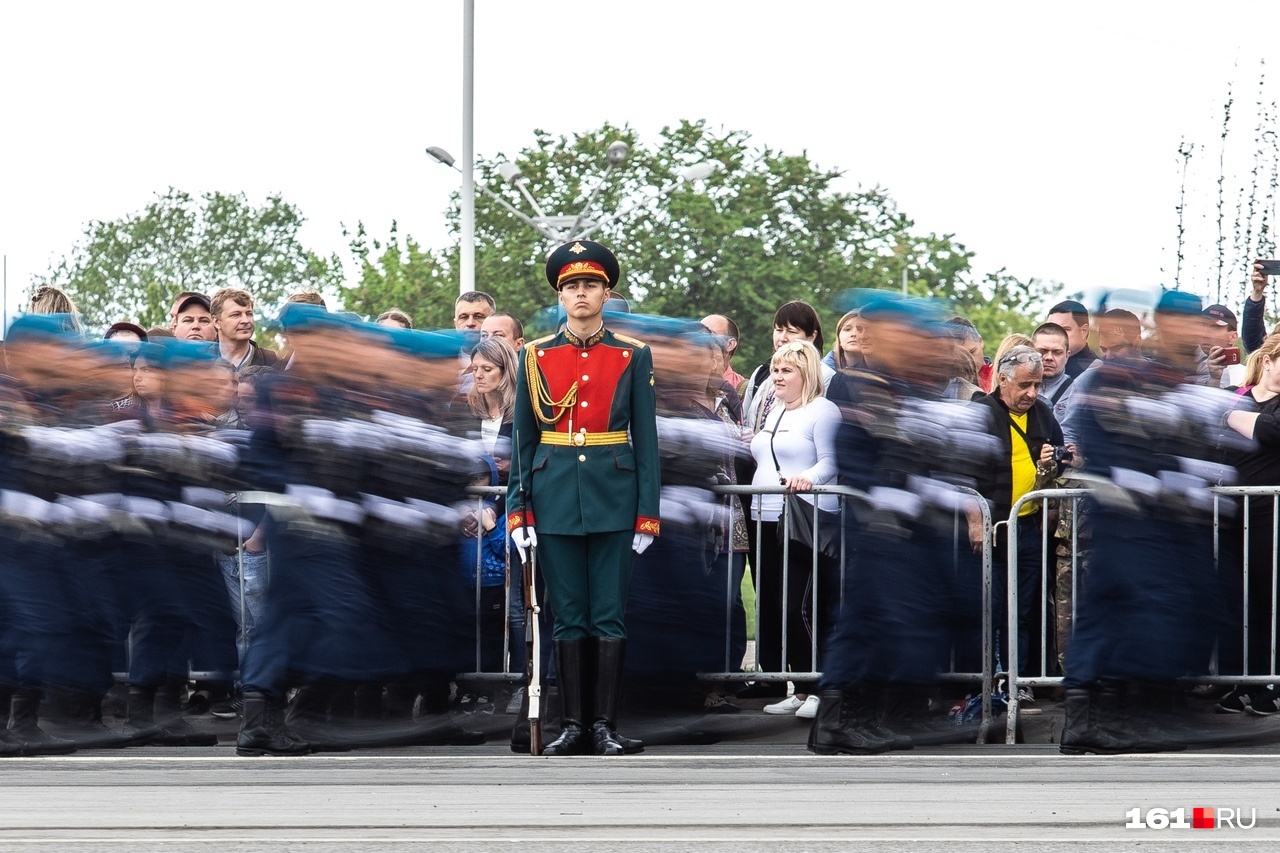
[972, 346, 1073, 698]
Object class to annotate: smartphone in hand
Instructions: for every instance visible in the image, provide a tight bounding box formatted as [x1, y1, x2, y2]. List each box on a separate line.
[1258, 259, 1280, 277]
[1222, 346, 1241, 365]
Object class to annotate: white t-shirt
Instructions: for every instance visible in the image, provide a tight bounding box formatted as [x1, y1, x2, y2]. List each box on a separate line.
[479, 416, 502, 456]
[749, 396, 841, 522]
[1220, 362, 1247, 389]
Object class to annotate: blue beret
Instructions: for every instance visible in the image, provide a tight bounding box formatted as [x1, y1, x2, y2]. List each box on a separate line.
[384, 327, 466, 359]
[154, 337, 219, 368]
[6, 313, 81, 344]
[837, 290, 947, 333]
[1155, 289, 1204, 316]
[277, 302, 335, 332]
[608, 312, 700, 341]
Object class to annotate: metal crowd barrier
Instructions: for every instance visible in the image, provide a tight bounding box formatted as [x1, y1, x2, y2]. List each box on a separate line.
[458, 482, 999, 736]
[695, 483, 997, 739]
[1000, 487, 1088, 743]
[1001, 484, 1280, 744]
[457, 484, 522, 684]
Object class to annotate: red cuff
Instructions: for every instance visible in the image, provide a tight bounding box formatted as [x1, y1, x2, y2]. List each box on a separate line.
[636, 517, 660, 536]
[507, 510, 534, 530]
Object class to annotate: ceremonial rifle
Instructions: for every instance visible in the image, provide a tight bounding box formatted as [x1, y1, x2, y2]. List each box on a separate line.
[513, 428, 543, 755]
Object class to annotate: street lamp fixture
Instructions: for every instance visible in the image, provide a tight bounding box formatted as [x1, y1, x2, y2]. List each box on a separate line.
[425, 147, 455, 168]
[496, 162, 524, 184]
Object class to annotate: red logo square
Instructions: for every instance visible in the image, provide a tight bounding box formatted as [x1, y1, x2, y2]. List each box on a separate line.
[1193, 807, 1215, 829]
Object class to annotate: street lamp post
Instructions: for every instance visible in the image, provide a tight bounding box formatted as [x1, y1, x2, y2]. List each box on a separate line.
[460, 0, 475, 296]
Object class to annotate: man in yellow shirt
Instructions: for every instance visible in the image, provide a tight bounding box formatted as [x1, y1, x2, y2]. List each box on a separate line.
[974, 345, 1072, 695]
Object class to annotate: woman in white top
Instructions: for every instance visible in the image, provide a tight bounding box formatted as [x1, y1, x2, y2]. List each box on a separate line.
[748, 340, 842, 719]
[742, 300, 836, 433]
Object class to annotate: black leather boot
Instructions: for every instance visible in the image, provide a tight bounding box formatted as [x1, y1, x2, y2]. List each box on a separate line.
[63, 691, 135, 749]
[1124, 682, 1191, 752]
[808, 687, 890, 755]
[122, 685, 162, 744]
[542, 639, 589, 756]
[153, 682, 218, 746]
[8, 688, 76, 755]
[237, 692, 310, 756]
[1059, 686, 1140, 755]
[285, 683, 331, 727]
[285, 681, 355, 752]
[590, 637, 640, 756]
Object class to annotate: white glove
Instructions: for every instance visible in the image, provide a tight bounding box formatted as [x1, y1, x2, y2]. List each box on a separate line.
[632, 533, 654, 555]
[511, 525, 538, 561]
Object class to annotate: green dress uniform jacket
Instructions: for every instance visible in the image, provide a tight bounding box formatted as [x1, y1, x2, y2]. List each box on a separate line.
[506, 325, 661, 537]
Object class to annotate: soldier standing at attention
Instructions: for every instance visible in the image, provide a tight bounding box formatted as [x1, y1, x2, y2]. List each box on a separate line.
[506, 240, 661, 756]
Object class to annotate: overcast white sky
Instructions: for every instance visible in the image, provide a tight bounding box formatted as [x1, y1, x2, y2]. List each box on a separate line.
[1, 0, 1276, 321]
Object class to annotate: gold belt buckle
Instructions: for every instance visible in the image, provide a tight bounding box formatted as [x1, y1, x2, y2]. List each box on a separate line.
[572, 431, 586, 447]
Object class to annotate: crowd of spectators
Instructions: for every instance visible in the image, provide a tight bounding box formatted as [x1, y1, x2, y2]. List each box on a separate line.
[3, 261, 1280, 757]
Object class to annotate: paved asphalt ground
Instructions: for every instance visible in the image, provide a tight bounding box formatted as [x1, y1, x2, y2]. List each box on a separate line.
[4, 711, 1280, 853]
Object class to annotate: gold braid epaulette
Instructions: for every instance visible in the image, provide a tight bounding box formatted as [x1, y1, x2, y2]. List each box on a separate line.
[524, 339, 577, 426]
[612, 332, 647, 349]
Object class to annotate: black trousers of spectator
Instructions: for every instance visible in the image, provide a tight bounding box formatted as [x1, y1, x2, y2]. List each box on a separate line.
[754, 520, 839, 695]
[1217, 504, 1279, 677]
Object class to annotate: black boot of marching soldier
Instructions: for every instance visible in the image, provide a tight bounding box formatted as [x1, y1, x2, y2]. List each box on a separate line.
[1059, 686, 1140, 755]
[808, 687, 890, 755]
[590, 637, 641, 755]
[542, 639, 588, 756]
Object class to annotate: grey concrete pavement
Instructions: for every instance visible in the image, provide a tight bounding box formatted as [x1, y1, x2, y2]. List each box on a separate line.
[1, 745, 1280, 851]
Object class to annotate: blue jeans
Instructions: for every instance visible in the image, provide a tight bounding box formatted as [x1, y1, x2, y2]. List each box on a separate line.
[217, 549, 270, 674]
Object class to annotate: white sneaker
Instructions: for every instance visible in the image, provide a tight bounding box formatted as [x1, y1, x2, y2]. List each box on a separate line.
[795, 695, 820, 719]
[763, 695, 805, 715]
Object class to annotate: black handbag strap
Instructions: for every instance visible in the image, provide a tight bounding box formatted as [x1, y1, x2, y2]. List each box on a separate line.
[1049, 374, 1074, 405]
[1007, 412, 1039, 459]
[767, 407, 785, 483]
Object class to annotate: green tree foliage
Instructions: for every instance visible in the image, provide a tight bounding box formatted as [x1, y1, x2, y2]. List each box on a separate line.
[36, 188, 342, 333]
[412, 120, 1057, 368]
[340, 221, 456, 327]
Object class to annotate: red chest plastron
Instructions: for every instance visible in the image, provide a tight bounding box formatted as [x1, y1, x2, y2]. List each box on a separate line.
[537, 343, 631, 434]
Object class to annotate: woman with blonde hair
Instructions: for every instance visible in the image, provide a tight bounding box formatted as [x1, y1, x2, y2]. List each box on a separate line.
[993, 333, 1033, 370]
[26, 286, 82, 333]
[29, 285, 77, 316]
[748, 339, 841, 719]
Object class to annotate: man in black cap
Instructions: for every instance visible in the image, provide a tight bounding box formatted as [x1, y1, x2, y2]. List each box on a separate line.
[1047, 300, 1098, 378]
[506, 239, 661, 756]
[1201, 303, 1244, 388]
[172, 293, 217, 342]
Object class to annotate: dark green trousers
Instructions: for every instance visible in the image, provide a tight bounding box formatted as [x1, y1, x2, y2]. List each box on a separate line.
[538, 530, 634, 640]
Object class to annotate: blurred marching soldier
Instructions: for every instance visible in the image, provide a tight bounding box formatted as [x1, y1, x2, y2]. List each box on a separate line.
[234, 308, 486, 756]
[1060, 292, 1238, 754]
[810, 296, 995, 754]
[506, 240, 661, 756]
